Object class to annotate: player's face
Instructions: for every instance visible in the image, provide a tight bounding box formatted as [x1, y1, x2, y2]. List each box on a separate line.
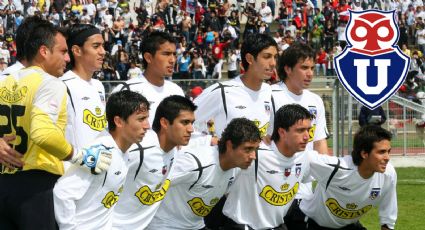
[146, 41, 177, 77]
[361, 139, 391, 173]
[280, 119, 311, 156]
[230, 140, 260, 169]
[248, 46, 278, 81]
[79, 34, 105, 72]
[122, 107, 150, 145]
[166, 110, 195, 146]
[45, 33, 70, 77]
[285, 57, 315, 93]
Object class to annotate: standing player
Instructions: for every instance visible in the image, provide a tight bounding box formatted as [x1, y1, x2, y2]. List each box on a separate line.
[113, 95, 197, 229]
[268, 43, 329, 228]
[112, 31, 184, 125]
[193, 33, 278, 138]
[54, 91, 150, 229]
[60, 24, 107, 151]
[147, 118, 261, 230]
[300, 125, 397, 230]
[0, 20, 110, 229]
[222, 104, 314, 229]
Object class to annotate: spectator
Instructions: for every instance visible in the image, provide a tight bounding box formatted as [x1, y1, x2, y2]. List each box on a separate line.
[358, 105, 387, 127]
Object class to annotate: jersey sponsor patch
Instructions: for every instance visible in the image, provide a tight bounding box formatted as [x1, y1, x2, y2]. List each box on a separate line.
[369, 188, 380, 200]
[259, 182, 299, 206]
[187, 197, 218, 217]
[325, 198, 372, 219]
[83, 107, 107, 131]
[101, 191, 120, 209]
[308, 124, 316, 142]
[252, 119, 269, 138]
[134, 179, 170, 205]
[0, 85, 28, 103]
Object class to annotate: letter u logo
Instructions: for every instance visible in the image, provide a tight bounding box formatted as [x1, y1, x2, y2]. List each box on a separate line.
[354, 59, 391, 95]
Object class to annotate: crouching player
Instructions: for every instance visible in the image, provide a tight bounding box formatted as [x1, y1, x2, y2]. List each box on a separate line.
[53, 91, 150, 229]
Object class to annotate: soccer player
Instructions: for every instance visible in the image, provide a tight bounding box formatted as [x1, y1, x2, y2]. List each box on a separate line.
[222, 104, 314, 229]
[300, 125, 397, 230]
[147, 118, 261, 230]
[193, 33, 278, 138]
[60, 24, 107, 151]
[0, 19, 110, 229]
[54, 90, 150, 229]
[113, 95, 197, 229]
[112, 31, 184, 125]
[268, 43, 329, 228]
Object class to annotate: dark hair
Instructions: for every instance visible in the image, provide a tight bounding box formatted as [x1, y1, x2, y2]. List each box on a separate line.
[271, 104, 314, 142]
[66, 24, 101, 68]
[278, 43, 315, 82]
[152, 95, 197, 133]
[106, 91, 150, 131]
[24, 19, 62, 62]
[241, 33, 278, 70]
[16, 16, 47, 61]
[218, 118, 261, 154]
[141, 31, 176, 69]
[351, 125, 392, 166]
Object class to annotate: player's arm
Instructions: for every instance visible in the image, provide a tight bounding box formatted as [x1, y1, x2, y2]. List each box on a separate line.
[193, 84, 222, 133]
[53, 167, 95, 230]
[32, 80, 111, 173]
[313, 99, 330, 155]
[0, 136, 23, 168]
[378, 165, 397, 230]
[313, 139, 329, 155]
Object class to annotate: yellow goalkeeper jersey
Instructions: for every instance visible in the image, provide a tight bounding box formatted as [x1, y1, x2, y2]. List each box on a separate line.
[0, 66, 72, 175]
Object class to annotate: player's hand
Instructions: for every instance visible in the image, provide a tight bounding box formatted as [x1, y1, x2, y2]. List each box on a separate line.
[70, 144, 113, 174]
[0, 136, 24, 168]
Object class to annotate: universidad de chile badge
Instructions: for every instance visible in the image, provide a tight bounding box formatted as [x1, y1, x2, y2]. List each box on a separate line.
[334, 10, 410, 109]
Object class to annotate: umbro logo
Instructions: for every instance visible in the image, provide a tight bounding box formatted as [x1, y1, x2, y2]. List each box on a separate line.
[81, 96, 90, 100]
[114, 171, 121, 175]
[202, 185, 214, 189]
[338, 186, 350, 191]
[266, 170, 279, 174]
[235, 105, 246, 109]
[149, 169, 158, 173]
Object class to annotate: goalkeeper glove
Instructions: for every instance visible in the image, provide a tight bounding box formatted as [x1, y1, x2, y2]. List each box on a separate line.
[70, 144, 113, 174]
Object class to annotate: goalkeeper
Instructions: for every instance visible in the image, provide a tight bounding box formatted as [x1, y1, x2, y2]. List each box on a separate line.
[54, 90, 151, 229]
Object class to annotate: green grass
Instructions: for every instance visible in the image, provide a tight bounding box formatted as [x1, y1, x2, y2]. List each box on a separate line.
[360, 167, 425, 230]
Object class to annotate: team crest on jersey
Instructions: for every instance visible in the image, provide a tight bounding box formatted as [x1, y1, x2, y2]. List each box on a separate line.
[284, 168, 291, 177]
[295, 163, 302, 177]
[369, 188, 381, 200]
[334, 10, 410, 110]
[264, 101, 271, 115]
[308, 106, 317, 118]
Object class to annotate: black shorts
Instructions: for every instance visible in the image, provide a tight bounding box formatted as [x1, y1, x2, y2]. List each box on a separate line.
[306, 218, 366, 230]
[0, 170, 60, 230]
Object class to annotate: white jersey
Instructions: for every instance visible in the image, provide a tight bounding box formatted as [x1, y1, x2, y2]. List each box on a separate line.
[113, 130, 175, 229]
[194, 76, 272, 138]
[111, 75, 185, 125]
[60, 71, 107, 150]
[148, 146, 236, 230]
[300, 153, 397, 229]
[268, 82, 328, 200]
[268, 82, 328, 149]
[223, 142, 310, 229]
[53, 131, 130, 230]
[0, 61, 24, 76]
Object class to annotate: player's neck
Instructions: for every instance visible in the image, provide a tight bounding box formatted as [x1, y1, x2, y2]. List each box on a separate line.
[218, 152, 233, 171]
[357, 163, 374, 179]
[73, 65, 94, 81]
[240, 72, 262, 91]
[276, 141, 296, 158]
[144, 68, 165, 87]
[158, 133, 175, 153]
[110, 131, 131, 153]
[284, 80, 303, 95]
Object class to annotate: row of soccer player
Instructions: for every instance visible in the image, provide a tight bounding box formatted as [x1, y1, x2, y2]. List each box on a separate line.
[0, 15, 396, 230]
